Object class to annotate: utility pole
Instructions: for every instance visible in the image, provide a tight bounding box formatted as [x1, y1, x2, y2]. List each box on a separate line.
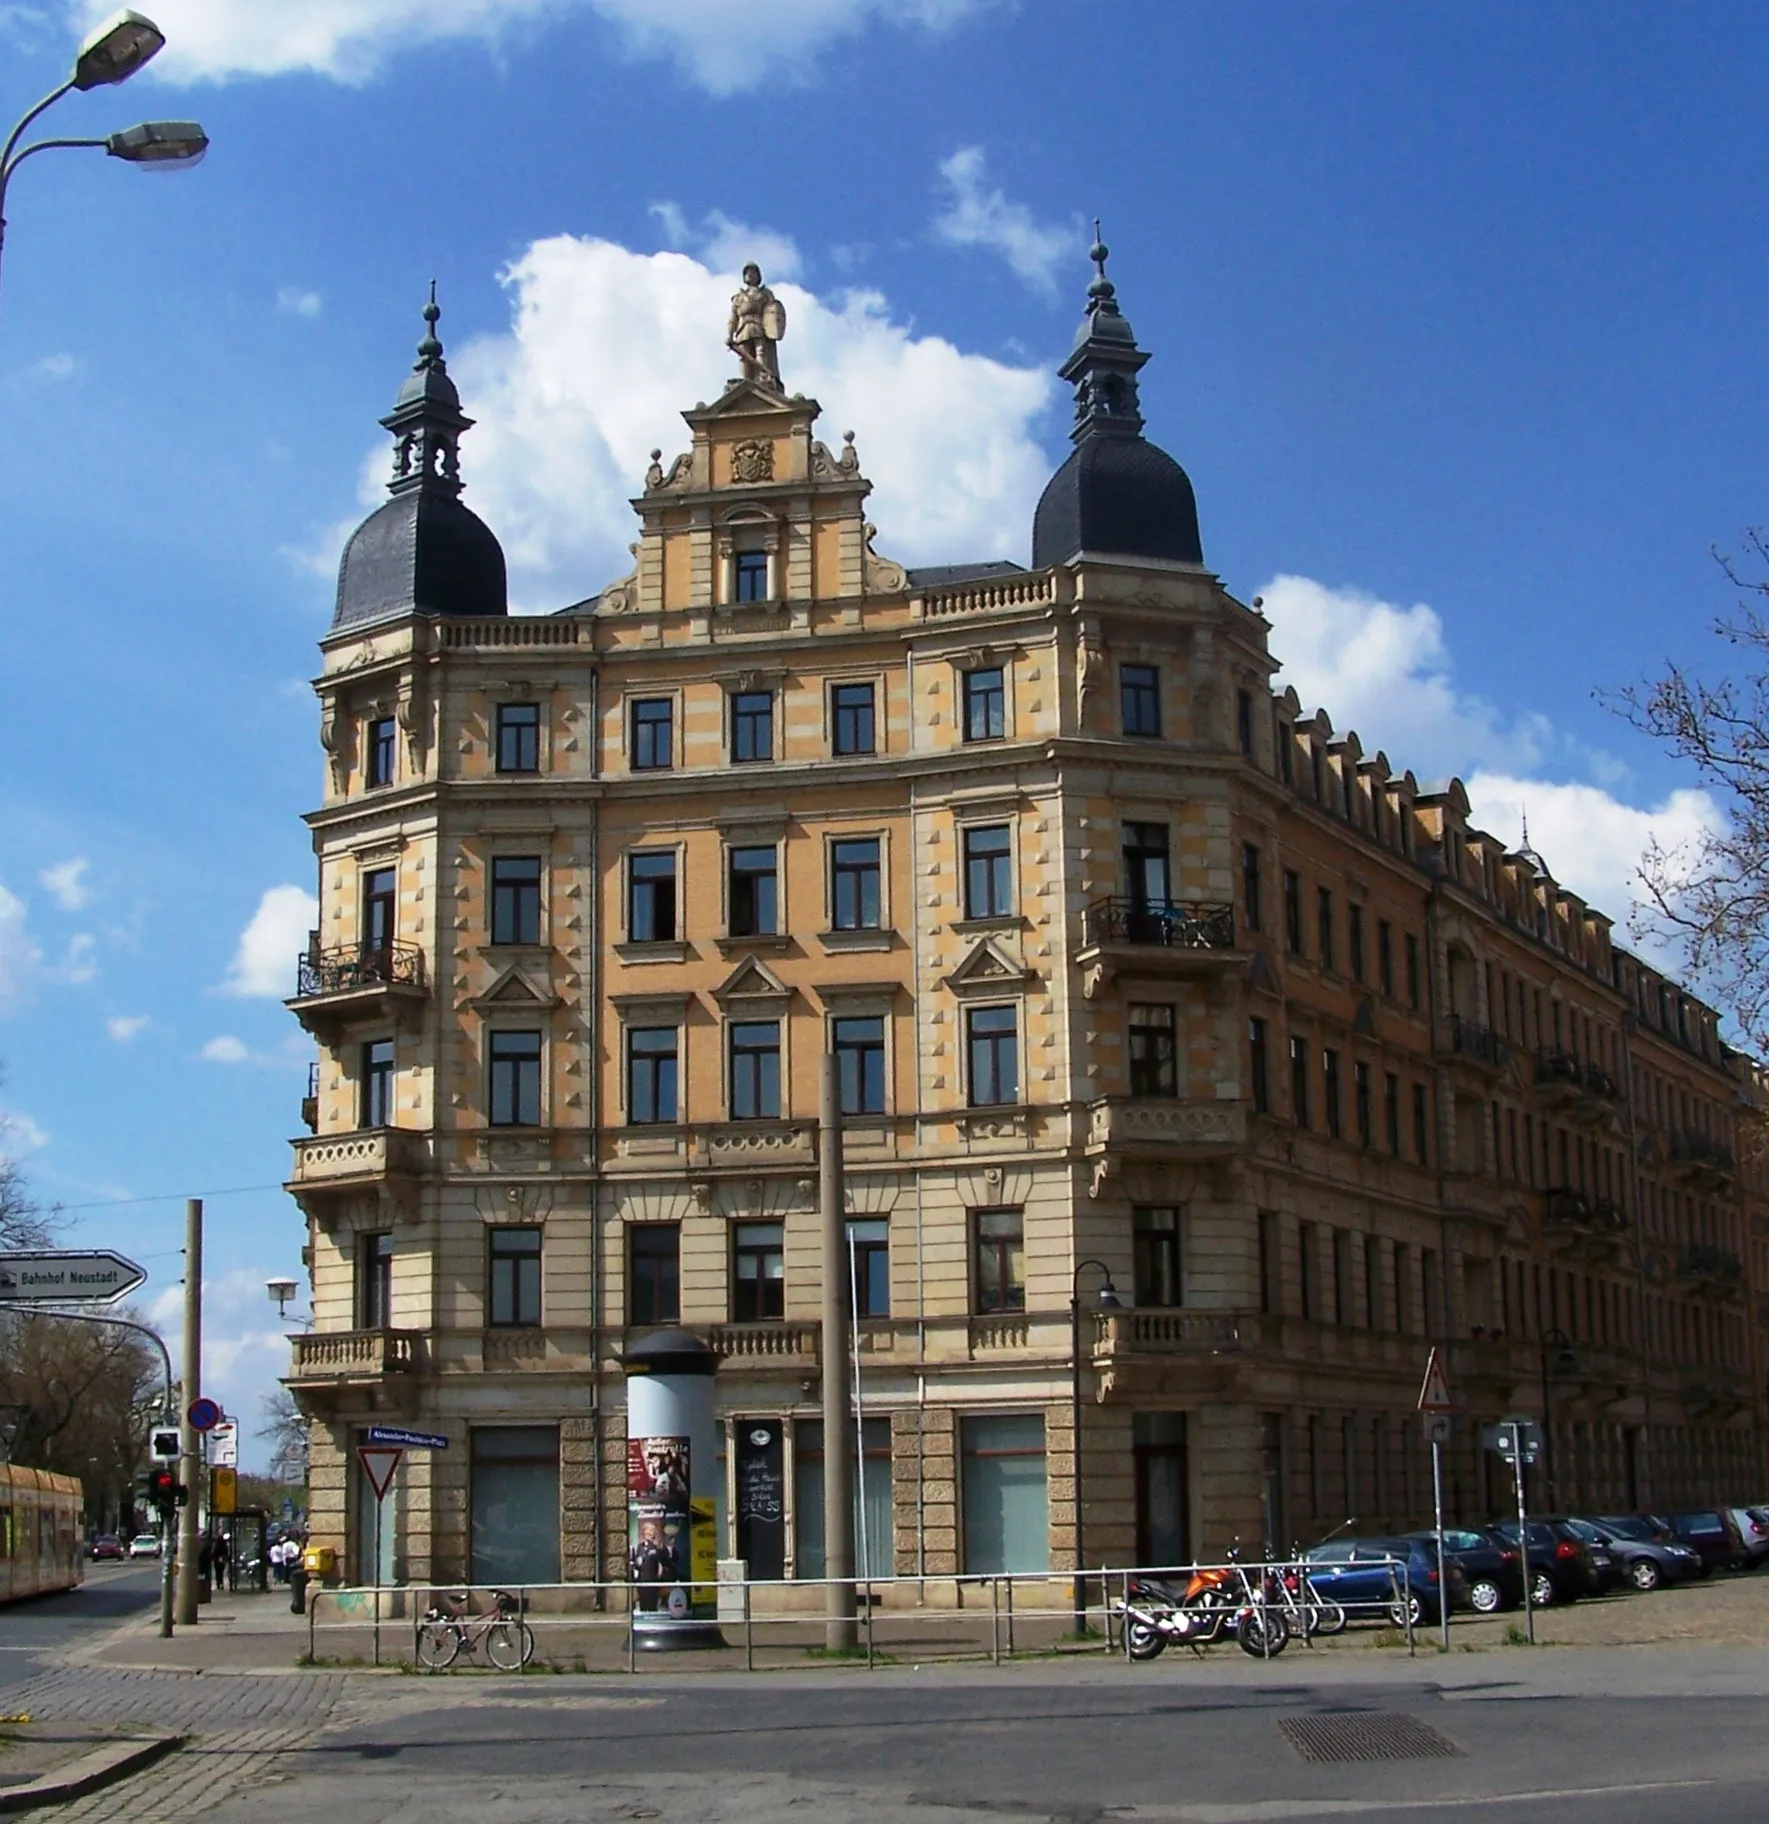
[175, 1197, 202, 1626]
[819, 1056, 856, 1651]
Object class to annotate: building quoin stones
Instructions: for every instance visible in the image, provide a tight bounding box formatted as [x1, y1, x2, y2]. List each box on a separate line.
[285, 243, 1769, 1590]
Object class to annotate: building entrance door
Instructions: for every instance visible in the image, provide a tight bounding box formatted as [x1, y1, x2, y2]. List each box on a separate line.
[1133, 1413, 1188, 1570]
[735, 1419, 785, 1580]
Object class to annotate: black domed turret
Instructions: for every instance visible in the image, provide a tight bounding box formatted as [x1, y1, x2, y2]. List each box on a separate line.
[1032, 231, 1203, 571]
[333, 288, 508, 633]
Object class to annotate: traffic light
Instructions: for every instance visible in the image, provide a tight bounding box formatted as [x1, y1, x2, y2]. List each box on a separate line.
[148, 1467, 186, 1511]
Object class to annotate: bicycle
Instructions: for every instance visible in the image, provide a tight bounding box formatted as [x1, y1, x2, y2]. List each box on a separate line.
[415, 1587, 535, 1670]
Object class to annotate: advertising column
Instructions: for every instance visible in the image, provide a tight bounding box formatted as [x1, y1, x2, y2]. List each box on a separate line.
[622, 1328, 724, 1651]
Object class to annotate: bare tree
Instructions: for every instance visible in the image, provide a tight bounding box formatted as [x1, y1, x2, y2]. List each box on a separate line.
[1609, 530, 1769, 1054]
[0, 1090, 50, 1249]
[257, 1383, 309, 1487]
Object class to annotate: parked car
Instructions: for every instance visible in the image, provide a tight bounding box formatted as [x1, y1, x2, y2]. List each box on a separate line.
[1579, 1517, 1701, 1591]
[1483, 1519, 1597, 1606]
[1300, 1535, 1467, 1625]
[1404, 1528, 1521, 1613]
[88, 1534, 124, 1561]
[1668, 1510, 1747, 1573]
[126, 1534, 162, 1560]
[1726, 1508, 1769, 1570]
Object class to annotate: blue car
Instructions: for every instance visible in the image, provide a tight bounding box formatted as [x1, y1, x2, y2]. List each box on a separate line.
[1300, 1535, 1467, 1625]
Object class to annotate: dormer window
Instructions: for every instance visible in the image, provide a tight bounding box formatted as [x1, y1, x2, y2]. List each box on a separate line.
[735, 549, 770, 603]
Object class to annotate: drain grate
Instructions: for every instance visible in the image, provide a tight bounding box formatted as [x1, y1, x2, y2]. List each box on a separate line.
[1279, 1711, 1462, 1764]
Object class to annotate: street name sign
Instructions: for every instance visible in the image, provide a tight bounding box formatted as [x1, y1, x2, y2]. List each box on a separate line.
[0, 1249, 146, 1305]
[365, 1425, 448, 1450]
[356, 1447, 402, 1501]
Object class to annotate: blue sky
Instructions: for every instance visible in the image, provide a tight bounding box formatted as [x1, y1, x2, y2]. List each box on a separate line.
[0, 0, 1762, 1462]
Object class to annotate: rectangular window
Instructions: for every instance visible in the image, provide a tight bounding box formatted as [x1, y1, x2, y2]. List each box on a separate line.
[1277, 718, 1294, 786]
[963, 666, 1005, 742]
[1241, 843, 1262, 933]
[1284, 870, 1304, 954]
[626, 1026, 678, 1125]
[1290, 1034, 1310, 1127]
[629, 1224, 680, 1325]
[729, 1020, 781, 1120]
[1299, 1222, 1318, 1321]
[973, 1208, 1025, 1313]
[488, 1226, 542, 1327]
[1323, 1048, 1342, 1139]
[1127, 1003, 1178, 1097]
[1413, 1082, 1430, 1163]
[1250, 1017, 1270, 1115]
[963, 824, 1013, 919]
[490, 855, 542, 946]
[731, 690, 774, 763]
[1121, 664, 1161, 737]
[488, 1030, 542, 1126]
[362, 866, 397, 955]
[1405, 932, 1421, 1008]
[1378, 919, 1394, 997]
[1317, 887, 1336, 971]
[833, 1014, 886, 1115]
[630, 697, 672, 771]
[1123, 821, 1172, 910]
[847, 1218, 890, 1318]
[727, 844, 778, 937]
[367, 716, 396, 789]
[1236, 688, 1254, 757]
[1133, 1206, 1182, 1308]
[961, 1414, 1048, 1575]
[1355, 1061, 1372, 1148]
[361, 1038, 394, 1129]
[496, 702, 539, 774]
[967, 1004, 1018, 1106]
[628, 851, 677, 942]
[1384, 1071, 1401, 1156]
[1365, 1237, 1382, 1332]
[469, 1425, 560, 1588]
[1348, 904, 1365, 983]
[831, 837, 882, 929]
[356, 1231, 392, 1330]
[733, 1223, 785, 1320]
[1258, 1212, 1278, 1314]
[1333, 1230, 1350, 1325]
[734, 549, 770, 603]
[831, 681, 876, 755]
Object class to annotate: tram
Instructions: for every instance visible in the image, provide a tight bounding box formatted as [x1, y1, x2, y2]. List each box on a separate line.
[0, 1464, 85, 1602]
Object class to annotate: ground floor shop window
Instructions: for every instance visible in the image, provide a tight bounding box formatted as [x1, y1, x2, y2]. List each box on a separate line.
[794, 1417, 892, 1580]
[961, 1413, 1048, 1574]
[470, 1425, 559, 1587]
[1134, 1412, 1188, 1569]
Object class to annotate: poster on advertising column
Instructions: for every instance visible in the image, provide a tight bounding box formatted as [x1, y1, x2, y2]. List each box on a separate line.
[628, 1435, 707, 1619]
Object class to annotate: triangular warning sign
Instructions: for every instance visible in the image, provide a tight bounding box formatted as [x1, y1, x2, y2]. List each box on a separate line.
[356, 1446, 402, 1501]
[1417, 1347, 1453, 1413]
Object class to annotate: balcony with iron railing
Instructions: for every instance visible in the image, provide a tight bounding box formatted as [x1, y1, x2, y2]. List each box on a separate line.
[1667, 1130, 1736, 1188]
[288, 933, 428, 1037]
[1675, 1243, 1745, 1298]
[1076, 901, 1239, 996]
[1442, 1015, 1509, 1071]
[1535, 1048, 1621, 1120]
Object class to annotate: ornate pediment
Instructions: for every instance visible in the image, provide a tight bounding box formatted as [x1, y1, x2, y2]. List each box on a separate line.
[943, 937, 1036, 997]
[467, 966, 560, 1013]
[712, 955, 792, 1008]
[685, 378, 813, 424]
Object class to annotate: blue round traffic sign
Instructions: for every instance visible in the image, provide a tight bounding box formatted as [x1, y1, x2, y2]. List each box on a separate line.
[187, 1397, 222, 1433]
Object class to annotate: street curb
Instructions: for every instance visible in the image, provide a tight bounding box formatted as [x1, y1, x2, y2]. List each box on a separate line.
[0, 1735, 183, 1812]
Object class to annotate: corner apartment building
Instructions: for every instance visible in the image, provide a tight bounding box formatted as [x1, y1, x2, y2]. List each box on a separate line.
[285, 263, 1768, 1590]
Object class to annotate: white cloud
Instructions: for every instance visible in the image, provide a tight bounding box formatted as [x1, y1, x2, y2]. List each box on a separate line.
[200, 1035, 251, 1064]
[72, 0, 983, 92]
[106, 1015, 149, 1042]
[0, 882, 40, 1009]
[222, 885, 318, 998]
[25, 352, 79, 384]
[58, 932, 97, 985]
[933, 146, 1076, 297]
[39, 857, 88, 910]
[0, 1106, 49, 1157]
[148, 1266, 294, 1466]
[650, 203, 803, 282]
[412, 235, 1052, 608]
[276, 287, 324, 319]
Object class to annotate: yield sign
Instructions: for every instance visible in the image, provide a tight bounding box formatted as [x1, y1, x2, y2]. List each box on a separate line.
[1417, 1346, 1453, 1413]
[356, 1446, 402, 1501]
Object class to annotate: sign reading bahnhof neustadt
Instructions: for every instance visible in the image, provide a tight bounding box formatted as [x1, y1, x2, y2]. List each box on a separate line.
[0, 1249, 147, 1305]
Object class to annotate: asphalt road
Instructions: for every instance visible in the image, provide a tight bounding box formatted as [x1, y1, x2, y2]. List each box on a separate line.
[0, 1562, 162, 1692]
[194, 1661, 1769, 1824]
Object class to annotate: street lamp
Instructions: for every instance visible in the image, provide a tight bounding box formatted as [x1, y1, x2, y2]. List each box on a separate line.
[1538, 1326, 1578, 1510]
[0, 11, 207, 310]
[1070, 1257, 1123, 1631]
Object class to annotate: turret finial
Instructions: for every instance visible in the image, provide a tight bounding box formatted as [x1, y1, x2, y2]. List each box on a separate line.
[416, 280, 445, 369]
[1088, 220, 1116, 306]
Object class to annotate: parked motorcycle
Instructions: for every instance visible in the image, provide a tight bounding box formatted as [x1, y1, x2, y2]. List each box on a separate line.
[1117, 1568, 1290, 1660]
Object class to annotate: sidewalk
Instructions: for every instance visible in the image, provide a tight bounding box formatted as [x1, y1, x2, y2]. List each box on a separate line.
[78, 1584, 316, 1676]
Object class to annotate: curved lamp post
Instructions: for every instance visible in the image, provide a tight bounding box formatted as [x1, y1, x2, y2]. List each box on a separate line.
[0, 11, 208, 312]
[1070, 1257, 1122, 1630]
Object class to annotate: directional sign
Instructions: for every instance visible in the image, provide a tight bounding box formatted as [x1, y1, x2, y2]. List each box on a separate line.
[1423, 1413, 1452, 1447]
[1485, 1418, 1543, 1465]
[187, 1397, 222, 1434]
[0, 1249, 146, 1306]
[209, 1422, 238, 1468]
[1417, 1346, 1453, 1414]
[365, 1425, 448, 1450]
[356, 1446, 402, 1501]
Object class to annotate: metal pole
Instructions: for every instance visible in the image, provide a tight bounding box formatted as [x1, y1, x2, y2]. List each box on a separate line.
[849, 1224, 869, 1585]
[175, 1199, 202, 1626]
[819, 1055, 856, 1651]
[1070, 1290, 1084, 1632]
[1431, 1438, 1449, 1652]
[1513, 1422, 1534, 1645]
[372, 1493, 383, 1667]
